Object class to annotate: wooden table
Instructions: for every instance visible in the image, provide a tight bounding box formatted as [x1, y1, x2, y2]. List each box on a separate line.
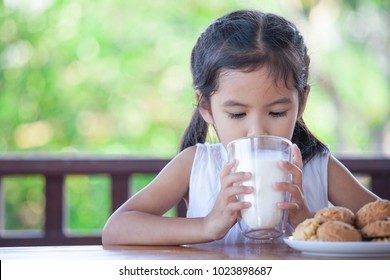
[0, 242, 389, 260]
[2, 242, 389, 280]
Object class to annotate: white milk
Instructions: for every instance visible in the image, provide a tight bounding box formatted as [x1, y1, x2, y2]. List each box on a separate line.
[236, 153, 288, 230]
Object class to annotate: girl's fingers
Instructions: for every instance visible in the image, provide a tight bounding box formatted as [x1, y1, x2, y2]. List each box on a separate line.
[220, 160, 252, 189]
[220, 160, 236, 180]
[279, 144, 303, 192]
[274, 182, 304, 208]
[292, 144, 303, 171]
[227, 201, 252, 213]
[274, 182, 303, 199]
[217, 184, 254, 207]
[225, 185, 254, 198]
[277, 201, 299, 211]
[274, 146, 312, 226]
[221, 172, 251, 189]
[279, 161, 302, 188]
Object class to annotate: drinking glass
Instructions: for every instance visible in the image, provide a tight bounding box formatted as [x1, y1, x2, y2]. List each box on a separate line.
[227, 135, 292, 240]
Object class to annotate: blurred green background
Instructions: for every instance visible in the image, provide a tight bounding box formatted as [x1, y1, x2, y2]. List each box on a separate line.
[1, 0, 389, 234]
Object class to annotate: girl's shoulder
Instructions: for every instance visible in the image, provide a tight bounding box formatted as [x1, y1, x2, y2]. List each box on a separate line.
[193, 142, 227, 163]
[175, 142, 225, 168]
[175, 145, 197, 165]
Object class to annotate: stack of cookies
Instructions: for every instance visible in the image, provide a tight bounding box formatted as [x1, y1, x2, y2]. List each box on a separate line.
[292, 199, 390, 242]
[356, 199, 390, 242]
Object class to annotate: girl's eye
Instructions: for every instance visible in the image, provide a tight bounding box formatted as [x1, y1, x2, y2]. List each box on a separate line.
[228, 113, 246, 119]
[269, 111, 287, 118]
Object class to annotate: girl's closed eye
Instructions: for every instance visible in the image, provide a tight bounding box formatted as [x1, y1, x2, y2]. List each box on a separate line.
[269, 111, 287, 117]
[228, 112, 246, 119]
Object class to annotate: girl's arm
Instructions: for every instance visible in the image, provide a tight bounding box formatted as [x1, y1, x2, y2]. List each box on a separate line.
[102, 146, 210, 245]
[102, 146, 252, 245]
[327, 155, 379, 213]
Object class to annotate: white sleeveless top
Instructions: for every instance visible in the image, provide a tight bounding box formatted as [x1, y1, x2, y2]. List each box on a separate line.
[187, 143, 329, 244]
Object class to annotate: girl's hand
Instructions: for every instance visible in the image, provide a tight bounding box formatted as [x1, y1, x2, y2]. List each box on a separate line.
[203, 160, 253, 241]
[274, 144, 311, 228]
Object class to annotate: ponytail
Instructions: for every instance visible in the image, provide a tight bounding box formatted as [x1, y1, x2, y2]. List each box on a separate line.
[179, 108, 209, 152]
[292, 119, 328, 164]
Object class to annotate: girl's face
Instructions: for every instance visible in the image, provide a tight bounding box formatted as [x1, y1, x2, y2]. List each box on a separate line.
[199, 67, 307, 148]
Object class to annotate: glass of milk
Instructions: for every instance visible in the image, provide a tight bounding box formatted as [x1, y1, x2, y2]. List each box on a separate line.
[227, 135, 292, 240]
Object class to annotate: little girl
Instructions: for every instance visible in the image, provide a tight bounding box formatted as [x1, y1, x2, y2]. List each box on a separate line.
[102, 9, 378, 245]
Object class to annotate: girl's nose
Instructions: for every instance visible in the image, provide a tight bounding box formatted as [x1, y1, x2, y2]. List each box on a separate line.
[247, 122, 268, 137]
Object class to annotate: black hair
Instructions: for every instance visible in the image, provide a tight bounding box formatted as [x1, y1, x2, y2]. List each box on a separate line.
[180, 10, 328, 164]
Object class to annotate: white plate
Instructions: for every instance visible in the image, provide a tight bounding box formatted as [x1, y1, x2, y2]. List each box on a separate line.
[283, 236, 390, 257]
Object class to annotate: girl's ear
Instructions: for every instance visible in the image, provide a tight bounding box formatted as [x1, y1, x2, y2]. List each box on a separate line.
[196, 90, 215, 125]
[298, 85, 310, 119]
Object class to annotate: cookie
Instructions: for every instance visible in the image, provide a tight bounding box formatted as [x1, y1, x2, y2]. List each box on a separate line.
[314, 206, 355, 225]
[292, 218, 320, 241]
[361, 220, 390, 239]
[317, 221, 362, 242]
[355, 199, 390, 229]
[371, 237, 390, 242]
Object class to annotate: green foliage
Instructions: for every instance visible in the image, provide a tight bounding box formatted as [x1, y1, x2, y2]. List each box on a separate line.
[1, 0, 388, 155]
[2, 176, 45, 231]
[65, 175, 111, 233]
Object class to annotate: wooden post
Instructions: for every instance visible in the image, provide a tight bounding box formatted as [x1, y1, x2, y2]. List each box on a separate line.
[44, 175, 65, 241]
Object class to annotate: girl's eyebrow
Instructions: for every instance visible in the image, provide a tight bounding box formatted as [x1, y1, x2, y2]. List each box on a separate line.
[222, 100, 248, 107]
[265, 97, 292, 107]
[222, 97, 292, 107]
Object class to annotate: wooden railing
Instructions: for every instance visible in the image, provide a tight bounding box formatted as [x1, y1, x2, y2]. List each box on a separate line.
[0, 154, 389, 247]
